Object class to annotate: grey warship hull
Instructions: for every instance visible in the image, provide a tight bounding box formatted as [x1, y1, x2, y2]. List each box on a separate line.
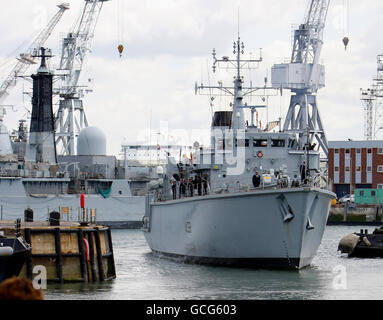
[143, 187, 334, 269]
[0, 178, 145, 228]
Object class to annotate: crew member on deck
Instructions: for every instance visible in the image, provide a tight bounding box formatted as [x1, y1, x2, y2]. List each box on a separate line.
[291, 175, 300, 187]
[300, 161, 307, 184]
[171, 180, 177, 200]
[195, 175, 202, 196]
[187, 178, 194, 197]
[252, 171, 261, 188]
[202, 175, 209, 195]
[179, 179, 186, 198]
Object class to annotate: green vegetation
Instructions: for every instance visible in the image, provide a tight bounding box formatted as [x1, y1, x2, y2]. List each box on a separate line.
[346, 214, 366, 222]
[328, 213, 368, 222]
[327, 214, 344, 222]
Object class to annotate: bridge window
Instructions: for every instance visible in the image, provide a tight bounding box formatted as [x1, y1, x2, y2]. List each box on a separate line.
[288, 139, 295, 148]
[271, 139, 285, 147]
[253, 139, 267, 147]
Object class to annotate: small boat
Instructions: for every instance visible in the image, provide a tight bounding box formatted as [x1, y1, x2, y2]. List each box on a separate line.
[0, 235, 31, 282]
[338, 227, 383, 258]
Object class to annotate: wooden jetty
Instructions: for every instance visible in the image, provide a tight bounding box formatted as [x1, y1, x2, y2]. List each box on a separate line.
[0, 220, 116, 283]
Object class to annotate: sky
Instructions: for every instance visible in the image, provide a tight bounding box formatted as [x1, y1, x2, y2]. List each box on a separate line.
[0, 0, 382, 157]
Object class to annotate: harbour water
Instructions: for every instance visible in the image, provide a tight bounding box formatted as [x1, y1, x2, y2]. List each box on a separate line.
[43, 225, 383, 300]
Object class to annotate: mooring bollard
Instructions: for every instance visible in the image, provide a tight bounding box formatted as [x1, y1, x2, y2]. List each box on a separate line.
[49, 211, 60, 226]
[24, 208, 34, 222]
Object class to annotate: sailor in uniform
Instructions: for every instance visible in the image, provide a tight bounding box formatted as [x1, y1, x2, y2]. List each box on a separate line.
[187, 178, 194, 197]
[171, 180, 177, 199]
[252, 171, 261, 188]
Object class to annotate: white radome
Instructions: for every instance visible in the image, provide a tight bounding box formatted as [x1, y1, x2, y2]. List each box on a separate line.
[77, 126, 107, 156]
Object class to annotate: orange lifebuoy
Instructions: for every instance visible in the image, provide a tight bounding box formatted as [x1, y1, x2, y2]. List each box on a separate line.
[83, 238, 90, 262]
[257, 151, 263, 158]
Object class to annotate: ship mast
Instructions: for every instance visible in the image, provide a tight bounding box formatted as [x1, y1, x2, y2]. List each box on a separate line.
[232, 35, 245, 130]
[195, 35, 275, 132]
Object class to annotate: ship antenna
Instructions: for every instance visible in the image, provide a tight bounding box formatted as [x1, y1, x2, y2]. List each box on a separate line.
[195, 32, 268, 131]
[237, 7, 240, 39]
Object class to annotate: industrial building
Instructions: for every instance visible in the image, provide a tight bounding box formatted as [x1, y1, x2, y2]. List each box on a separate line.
[328, 140, 383, 198]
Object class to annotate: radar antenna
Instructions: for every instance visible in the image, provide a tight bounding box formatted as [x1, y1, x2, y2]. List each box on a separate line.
[195, 35, 277, 131]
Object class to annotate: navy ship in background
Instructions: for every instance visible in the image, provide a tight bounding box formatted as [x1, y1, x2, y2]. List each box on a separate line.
[0, 48, 155, 228]
[142, 35, 336, 269]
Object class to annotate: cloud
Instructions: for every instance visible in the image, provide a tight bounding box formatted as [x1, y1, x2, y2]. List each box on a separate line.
[1, 0, 383, 156]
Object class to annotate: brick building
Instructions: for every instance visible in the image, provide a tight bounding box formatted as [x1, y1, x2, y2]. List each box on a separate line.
[328, 141, 383, 198]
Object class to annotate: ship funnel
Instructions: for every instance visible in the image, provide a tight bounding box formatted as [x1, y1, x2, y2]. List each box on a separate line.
[25, 47, 57, 164]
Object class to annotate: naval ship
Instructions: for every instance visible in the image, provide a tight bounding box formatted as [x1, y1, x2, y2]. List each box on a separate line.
[0, 48, 157, 228]
[142, 36, 336, 269]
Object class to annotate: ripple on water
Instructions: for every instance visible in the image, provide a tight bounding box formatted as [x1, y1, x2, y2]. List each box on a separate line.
[43, 226, 383, 300]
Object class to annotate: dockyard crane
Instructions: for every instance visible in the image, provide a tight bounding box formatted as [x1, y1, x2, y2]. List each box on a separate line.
[361, 55, 383, 140]
[271, 0, 330, 156]
[55, 0, 109, 156]
[0, 3, 69, 121]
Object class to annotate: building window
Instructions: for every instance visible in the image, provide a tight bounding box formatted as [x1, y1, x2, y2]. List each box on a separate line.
[378, 165, 383, 173]
[367, 166, 372, 172]
[368, 149, 372, 154]
[378, 184, 383, 189]
[334, 149, 339, 154]
[379, 148, 383, 154]
[371, 190, 376, 196]
[345, 166, 350, 172]
[359, 190, 364, 196]
[345, 149, 350, 159]
[356, 148, 361, 154]
[334, 166, 339, 172]
[356, 166, 361, 172]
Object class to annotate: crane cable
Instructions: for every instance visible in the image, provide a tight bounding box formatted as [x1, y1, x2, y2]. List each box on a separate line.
[116, 0, 124, 58]
[342, 0, 350, 50]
